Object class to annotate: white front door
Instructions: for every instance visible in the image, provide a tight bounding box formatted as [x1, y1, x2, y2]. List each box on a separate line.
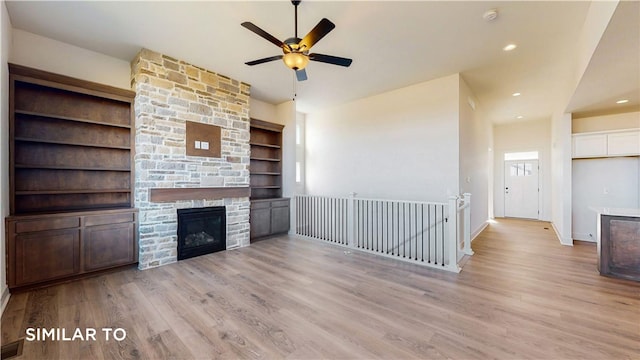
[504, 159, 539, 219]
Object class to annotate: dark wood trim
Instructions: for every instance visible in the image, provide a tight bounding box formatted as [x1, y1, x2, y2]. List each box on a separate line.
[8, 63, 135, 101]
[149, 187, 251, 202]
[250, 118, 284, 132]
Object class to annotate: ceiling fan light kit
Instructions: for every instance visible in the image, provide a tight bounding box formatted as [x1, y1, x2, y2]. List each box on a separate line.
[283, 52, 309, 70]
[242, 0, 352, 81]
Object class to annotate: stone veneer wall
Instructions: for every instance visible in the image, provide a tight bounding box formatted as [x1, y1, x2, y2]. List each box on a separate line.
[131, 49, 251, 270]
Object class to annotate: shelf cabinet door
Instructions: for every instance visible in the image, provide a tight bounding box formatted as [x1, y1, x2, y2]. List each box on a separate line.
[572, 133, 607, 158]
[250, 206, 272, 239]
[607, 131, 640, 156]
[271, 205, 290, 235]
[84, 222, 137, 271]
[14, 229, 80, 286]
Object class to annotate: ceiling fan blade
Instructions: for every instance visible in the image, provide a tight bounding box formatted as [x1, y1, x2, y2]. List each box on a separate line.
[241, 22, 289, 50]
[309, 53, 353, 67]
[296, 69, 308, 81]
[298, 18, 335, 51]
[245, 55, 283, 66]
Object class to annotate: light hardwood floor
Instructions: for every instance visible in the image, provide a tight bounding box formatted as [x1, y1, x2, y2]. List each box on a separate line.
[2, 218, 639, 359]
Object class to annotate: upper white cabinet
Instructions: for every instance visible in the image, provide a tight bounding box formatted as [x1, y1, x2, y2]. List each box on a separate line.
[572, 129, 640, 158]
[608, 131, 640, 156]
[573, 133, 608, 158]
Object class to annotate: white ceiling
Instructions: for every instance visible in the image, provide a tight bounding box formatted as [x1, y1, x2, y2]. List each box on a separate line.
[5, 1, 638, 123]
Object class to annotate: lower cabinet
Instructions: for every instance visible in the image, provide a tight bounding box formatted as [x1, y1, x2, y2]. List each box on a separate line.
[6, 208, 138, 290]
[250, 198, 290, 240]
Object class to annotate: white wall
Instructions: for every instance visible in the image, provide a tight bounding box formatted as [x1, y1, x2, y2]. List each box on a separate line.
[572, 111, 640, 133]
[493, 118, 552, 221]
[249, 97, 278, 122]
[1, 0, 12, 314]
[572, 157, 640, 242]
[551, 112, 573, 245]
[10, 29, 130, 90]
[548, 1, 619, 246]
[275, 101, 297, 234]
[458, 76, 490, 236]
[305, 74, 460, 202]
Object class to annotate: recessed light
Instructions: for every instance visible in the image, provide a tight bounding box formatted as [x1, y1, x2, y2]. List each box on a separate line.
[516, 115, 523, 119]
[616, 99, 629, 104]
[512, 92, 521, 97]
[503, 44, 517, 51]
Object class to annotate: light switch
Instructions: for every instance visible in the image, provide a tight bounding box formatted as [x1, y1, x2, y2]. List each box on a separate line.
[195, 141, 201, 149]
[202, 141, 209, 150]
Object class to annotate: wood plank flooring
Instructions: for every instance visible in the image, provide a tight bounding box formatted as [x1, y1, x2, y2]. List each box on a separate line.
[2, 218, 639, 359]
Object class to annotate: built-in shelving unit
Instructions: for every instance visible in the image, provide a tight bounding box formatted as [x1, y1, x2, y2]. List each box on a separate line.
[249, 119, 290, 240]
[6, 64, 138, 291]
[250, 119, 284, 200]
[10, 65, 134, 214]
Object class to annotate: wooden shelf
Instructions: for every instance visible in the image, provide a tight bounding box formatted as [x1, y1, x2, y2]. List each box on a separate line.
[15, 164, 131, 172]
[15, 110, 132, 129]
[250, 157, 281, 162]
[249, 142, 281, 149]
[251, 172, 281, 176]
[16, 189, 131, 195]
[15, 137, 131, 150]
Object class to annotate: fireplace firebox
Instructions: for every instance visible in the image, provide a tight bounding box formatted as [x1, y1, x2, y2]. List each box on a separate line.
[177, 206, 226, 260]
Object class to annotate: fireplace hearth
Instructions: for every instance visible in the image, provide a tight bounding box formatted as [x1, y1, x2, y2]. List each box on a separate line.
[177, 206, 226, 260]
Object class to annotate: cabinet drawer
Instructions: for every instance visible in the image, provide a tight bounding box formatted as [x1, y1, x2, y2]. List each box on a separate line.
[14, 216, 80, 234]
[251, 201, 272, 210]
[271, 199, 290, 208]
[85, 212, 136, 226]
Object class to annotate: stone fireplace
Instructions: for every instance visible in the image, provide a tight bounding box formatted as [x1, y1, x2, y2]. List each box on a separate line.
[131, 49, 251, 270]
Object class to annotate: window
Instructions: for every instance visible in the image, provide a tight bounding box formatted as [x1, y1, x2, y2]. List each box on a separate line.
[504, 151, 538, 161]
[510, 162, 533, 176]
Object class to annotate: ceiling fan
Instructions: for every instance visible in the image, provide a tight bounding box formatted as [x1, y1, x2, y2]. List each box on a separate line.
[241, 0, 352, 81]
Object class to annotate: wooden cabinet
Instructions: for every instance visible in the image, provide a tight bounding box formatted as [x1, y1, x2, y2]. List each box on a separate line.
[6, 64, 138, 290]
[573, 129, 640, 158]
[250, 199, 290, 240]
[249, 119, 290, 240]
[6, 209, 138, 290]
[599, 214, 640, 282]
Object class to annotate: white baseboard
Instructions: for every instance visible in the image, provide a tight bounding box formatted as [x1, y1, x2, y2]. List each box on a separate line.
[471, 221, 489, 242]
[1, 286, 10, 315]
[551, 222, 573, 246]
[572, 232, 596, 242]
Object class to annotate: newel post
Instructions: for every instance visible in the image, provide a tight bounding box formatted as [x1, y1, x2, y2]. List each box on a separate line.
[463, 193, 474, 255]
[347, 192, 357, 247]
[447, 196, 462, 273]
